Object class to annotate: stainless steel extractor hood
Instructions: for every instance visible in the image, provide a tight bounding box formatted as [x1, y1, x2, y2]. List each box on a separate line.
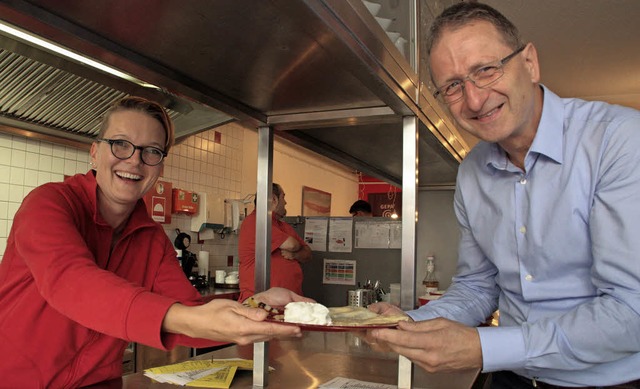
[0, 0, 467, 185]
[0, 32, 235, 146]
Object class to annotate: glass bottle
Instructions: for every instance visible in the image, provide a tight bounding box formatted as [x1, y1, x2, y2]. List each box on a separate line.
[422, 255, 439, 294]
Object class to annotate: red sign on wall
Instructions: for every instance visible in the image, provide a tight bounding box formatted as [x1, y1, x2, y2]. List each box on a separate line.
[357, 174, 402, 218]
[143, 180, 172, 224]
[367, 192, 402, 218]
[172, 188, 199, 215]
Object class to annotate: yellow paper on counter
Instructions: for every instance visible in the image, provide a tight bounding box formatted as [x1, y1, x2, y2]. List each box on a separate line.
[146, 359, 251, 374]
[144, 358, 258, 388]
[186, 365, 236, 388]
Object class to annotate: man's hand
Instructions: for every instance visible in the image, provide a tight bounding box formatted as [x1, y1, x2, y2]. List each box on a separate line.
[280, 245, 312, 263]
[367, 301, 409, 318]
[280, 248, 297, 261]
[356, 302, 411, 352]
[370, 317, 482, 373]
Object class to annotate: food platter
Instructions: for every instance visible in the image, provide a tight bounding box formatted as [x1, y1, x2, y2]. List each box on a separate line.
[266, 317, 399, 332]
[242, 299, 409, 332]
[265, 305, 408, 332]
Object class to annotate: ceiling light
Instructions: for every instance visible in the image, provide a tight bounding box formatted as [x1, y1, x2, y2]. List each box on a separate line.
[0, 20, 160, 90]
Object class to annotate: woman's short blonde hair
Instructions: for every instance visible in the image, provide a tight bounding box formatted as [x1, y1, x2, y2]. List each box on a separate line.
[98, 96, 175, 153]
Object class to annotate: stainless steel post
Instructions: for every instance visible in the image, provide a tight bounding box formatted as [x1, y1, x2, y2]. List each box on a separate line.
[253, 125, 274, 387]
[398, 115, 418, 388]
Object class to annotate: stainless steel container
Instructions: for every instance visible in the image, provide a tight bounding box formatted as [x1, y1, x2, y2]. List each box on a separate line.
[348, 289, 375, 307]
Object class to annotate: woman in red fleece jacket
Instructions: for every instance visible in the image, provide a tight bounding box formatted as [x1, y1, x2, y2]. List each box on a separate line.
[0, 96, 308, 388]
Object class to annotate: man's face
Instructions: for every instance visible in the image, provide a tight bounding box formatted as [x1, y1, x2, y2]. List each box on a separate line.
[272, 189, 287, 218]
[429, 21, 540, 145]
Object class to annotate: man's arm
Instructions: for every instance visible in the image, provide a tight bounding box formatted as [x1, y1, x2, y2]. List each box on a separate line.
[279, 235, 301, 252]
[279, 236, 312, 263]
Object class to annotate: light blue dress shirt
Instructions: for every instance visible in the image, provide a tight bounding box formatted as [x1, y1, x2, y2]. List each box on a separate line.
[408, 86, 640, 386]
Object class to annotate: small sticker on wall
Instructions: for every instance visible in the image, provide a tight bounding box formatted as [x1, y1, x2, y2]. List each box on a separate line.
[323, 259, 356, 285]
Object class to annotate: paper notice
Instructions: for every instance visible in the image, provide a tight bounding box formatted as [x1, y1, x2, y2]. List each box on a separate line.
[304, 217, 328, 251]
[328, 218, 353, 252]
[319, 376, 398, 388]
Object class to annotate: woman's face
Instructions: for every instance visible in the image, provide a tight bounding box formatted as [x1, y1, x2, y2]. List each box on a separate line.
[90, 109, 166, 209]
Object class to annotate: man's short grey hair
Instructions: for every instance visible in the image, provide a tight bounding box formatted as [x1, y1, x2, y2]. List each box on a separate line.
[426, 2, 523, 56]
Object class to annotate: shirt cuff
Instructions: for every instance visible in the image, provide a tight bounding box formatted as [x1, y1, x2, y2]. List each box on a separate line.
[126, 290, 178, 350]
[477, 325, 527, 372]
[406, 307, 438, 321]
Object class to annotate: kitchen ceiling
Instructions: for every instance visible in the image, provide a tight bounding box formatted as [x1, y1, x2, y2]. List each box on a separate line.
[0, 0, 396, 124]
[0, 0, 459, 186]
[0, 0, 638, 185]
[0, 35, 234, 146]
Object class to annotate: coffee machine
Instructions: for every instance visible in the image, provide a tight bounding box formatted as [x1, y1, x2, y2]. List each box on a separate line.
[174, 229, 208, 290]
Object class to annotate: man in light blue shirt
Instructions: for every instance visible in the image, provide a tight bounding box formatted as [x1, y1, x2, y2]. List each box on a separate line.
[369, 2, 640, 388]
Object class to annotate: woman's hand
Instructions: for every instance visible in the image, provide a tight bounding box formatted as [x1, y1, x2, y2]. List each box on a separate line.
[162, 298, 303, 345]
[252, 287, 315, 307]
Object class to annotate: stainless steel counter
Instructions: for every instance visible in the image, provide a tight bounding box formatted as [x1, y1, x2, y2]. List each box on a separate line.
[115, 331, 479, 389]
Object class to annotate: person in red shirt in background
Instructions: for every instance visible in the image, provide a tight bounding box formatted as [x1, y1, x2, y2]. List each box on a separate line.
[238, 183, 313, 302]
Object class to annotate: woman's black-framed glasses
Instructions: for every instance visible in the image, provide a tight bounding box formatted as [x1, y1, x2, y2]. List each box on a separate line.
[97, 138, 167, 166]
[433, 45, 526, 104]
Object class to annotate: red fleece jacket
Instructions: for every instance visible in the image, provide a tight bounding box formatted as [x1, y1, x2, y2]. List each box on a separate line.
[0, 171, 220, 388]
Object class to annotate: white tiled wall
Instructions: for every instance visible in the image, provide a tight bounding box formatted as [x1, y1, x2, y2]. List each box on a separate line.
[160, 123, 245, 274]
[0, 132, 90, 261]
[0, 123, 244, 271]
[163, 123, 243, 200]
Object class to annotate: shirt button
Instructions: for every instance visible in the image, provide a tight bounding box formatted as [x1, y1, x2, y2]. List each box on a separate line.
[519, 177, 527, 184]
[525, 274, 533, 281]
[519, 226, 526, 234]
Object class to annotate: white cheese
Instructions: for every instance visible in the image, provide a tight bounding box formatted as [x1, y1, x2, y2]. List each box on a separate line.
[284, 302, 332, 325]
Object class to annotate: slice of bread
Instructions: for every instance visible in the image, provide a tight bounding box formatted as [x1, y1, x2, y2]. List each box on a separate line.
[329, 306, 409, 326]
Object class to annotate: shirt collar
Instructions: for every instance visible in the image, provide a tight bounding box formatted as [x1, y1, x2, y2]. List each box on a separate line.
[529, 85, 564, 164]
[485, 85, 564, 170]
